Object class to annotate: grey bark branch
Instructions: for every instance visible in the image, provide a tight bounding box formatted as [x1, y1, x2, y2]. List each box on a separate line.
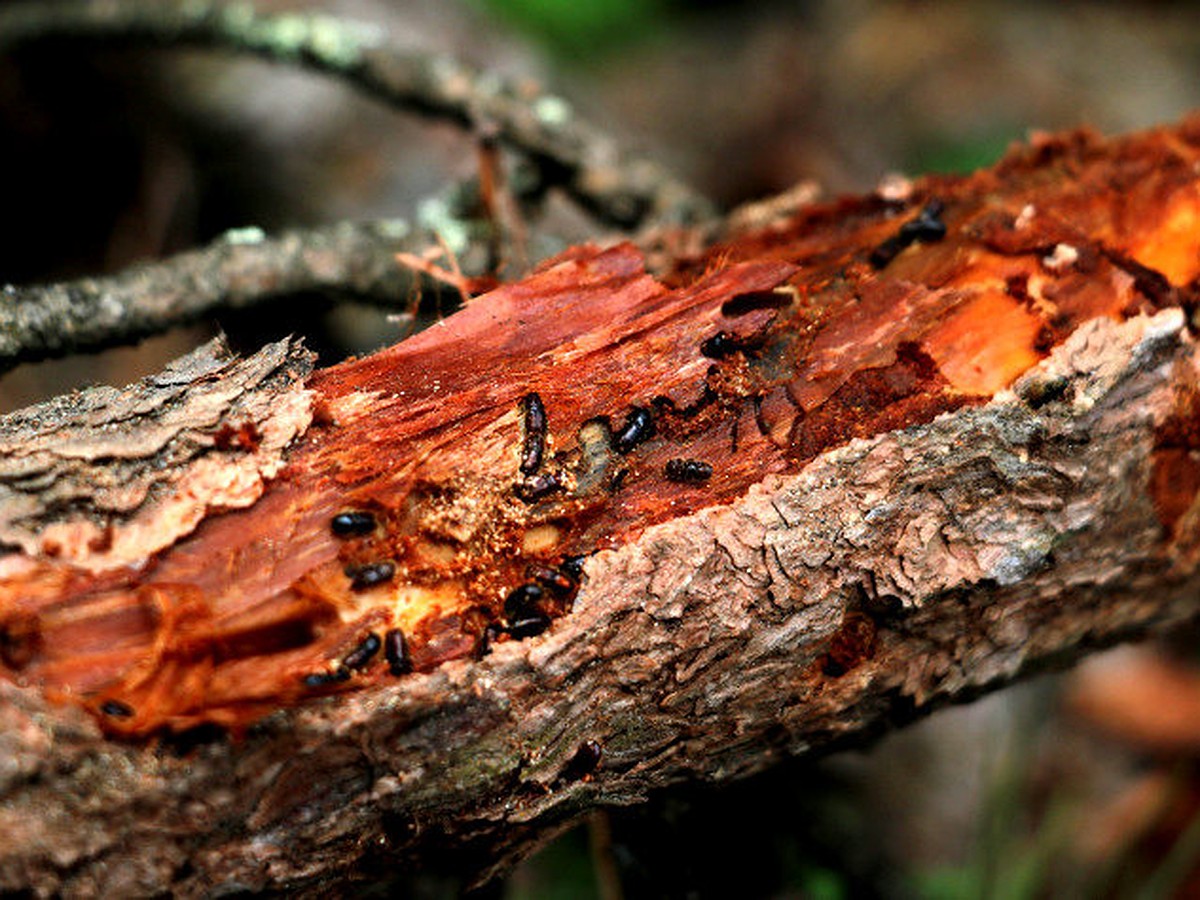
[0, 219, 426, 370]
[1, 307, 1198, 896]
[0, 0, 714, 230]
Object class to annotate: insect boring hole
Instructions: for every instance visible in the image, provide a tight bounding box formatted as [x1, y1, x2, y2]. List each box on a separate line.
[720, 288, 793, 318]
[818, 609, 880, 678]
[0, 614, 41, 671]
[869, 197, 947, 270]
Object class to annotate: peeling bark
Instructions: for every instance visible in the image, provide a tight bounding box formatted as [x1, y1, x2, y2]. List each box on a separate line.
[4, 120, 1200, 895]
[0, 337, 313, 569]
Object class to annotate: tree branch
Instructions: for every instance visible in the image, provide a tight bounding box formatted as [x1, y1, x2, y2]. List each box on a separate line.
[0, 0, 714, 230]
[0, 220, 428, 370]
[5, 118, 1200, 895]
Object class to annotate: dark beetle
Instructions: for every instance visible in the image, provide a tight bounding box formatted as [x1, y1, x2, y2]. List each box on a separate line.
[506, 615, 551, 640]
[384, 629, 412, 676]
[527, 564, 574, 596]
[869, 198, 946, 269]
[346, 562, 395, 592]
[514, 471, 563, 503]
[302, 667, 351, 688]
[330, 510, 377, 537]
[342, 632, 382, 670]
[558, 740, 603, 783]
[700, 331, 740, 359]
[559, 555, 586, 581]
[504, 583, 545, 622]
[665, 458, 713, 483]
[613, 406, 655, 455]
[328, 511, 374, 540]
[904, 199, 947, 241]
[100, 699, 135, 718]
[519, 392, 548, 475]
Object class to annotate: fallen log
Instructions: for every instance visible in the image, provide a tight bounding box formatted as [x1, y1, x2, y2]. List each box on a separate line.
[4, 118, 1200, 896]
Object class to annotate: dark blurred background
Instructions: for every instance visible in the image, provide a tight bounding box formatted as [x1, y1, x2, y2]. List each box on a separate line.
[3, 1, 1200, 896]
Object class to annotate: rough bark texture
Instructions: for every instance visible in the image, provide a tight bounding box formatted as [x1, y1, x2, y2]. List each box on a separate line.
[4, 119, 1200, 896]
[0, 337, 314, 567]
[0, 221, 424, 370]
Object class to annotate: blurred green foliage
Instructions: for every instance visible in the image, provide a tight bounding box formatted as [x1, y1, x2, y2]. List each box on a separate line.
[503, 823, 598, 900]
[905, 131, 1020, 178]
[468, 0, 670, 61]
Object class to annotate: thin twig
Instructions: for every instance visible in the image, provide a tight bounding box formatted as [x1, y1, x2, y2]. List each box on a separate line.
[0, 219, 431, 369]
[0, 0, 714, 230]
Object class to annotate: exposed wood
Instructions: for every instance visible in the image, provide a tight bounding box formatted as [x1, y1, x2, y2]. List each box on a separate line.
[5, 119, 1200, 895]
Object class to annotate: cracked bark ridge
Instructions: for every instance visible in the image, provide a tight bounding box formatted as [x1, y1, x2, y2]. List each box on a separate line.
[0, 336, 314, 570]
[1, 308, 1197, 897]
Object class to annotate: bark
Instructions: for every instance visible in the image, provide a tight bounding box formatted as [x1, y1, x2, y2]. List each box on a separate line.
[5, 119, 1200, 896]
[0, 220, 422, 370]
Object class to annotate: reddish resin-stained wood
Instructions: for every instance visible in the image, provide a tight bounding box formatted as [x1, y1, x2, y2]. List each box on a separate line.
[3, 119, 1200, 738]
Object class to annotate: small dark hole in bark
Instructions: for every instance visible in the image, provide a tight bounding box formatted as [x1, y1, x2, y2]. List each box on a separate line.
[721, 289, 791, 317]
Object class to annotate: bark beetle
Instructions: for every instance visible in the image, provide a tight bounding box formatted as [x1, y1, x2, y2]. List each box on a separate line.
[5, 119, 1200, 895]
